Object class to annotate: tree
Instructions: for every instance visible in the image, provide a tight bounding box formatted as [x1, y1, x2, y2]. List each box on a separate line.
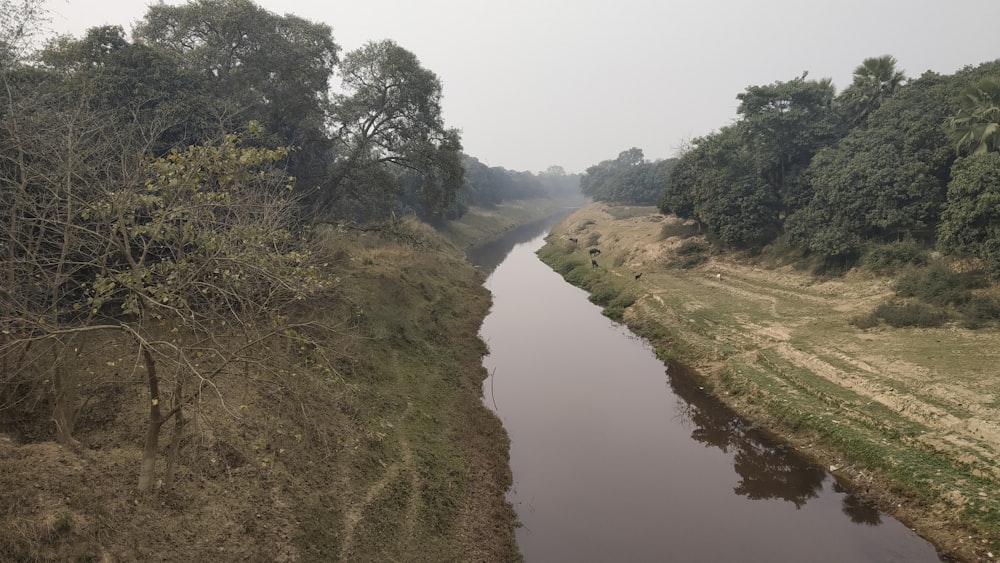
[736, 73, 842, 216]
[38, 25, 213, 156]
[0, 102, 326, 489]
[786, 70, 962, 257]
[840, 55, 907, 126]
[0, 0, 45, 67]
[90, 129, 325, 492]
[134, 0, 339, 186]
[579, 147, 666, 204]
[660, 126, 778, 247]
[320, 39, 464, 221]
[937, 152, 1000, 276]
[946, 77, 1000, 156]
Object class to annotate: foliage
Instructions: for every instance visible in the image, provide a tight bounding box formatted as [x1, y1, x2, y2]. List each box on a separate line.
[673, 239, 709, 268]
[323, 40, 464, 221]
[894, 262, 984, 308]
[88, 131, 323, 324]
[134, 0, 339, 184]
[839, 55, 907, 127]
[946, 77, 1000, 156]
[861, 240, 928, 274]
[854, 299, 949, 329]
[447, 156, 580, 217]
[736, 72, 842, 215]
[581, 147, 674, 205]
[938, 153, 1000, 276]
[664, 126, 780, 247]
[786, 70, 960, 257]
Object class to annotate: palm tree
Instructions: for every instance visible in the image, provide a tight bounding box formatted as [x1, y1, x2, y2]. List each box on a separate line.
[946, 77, 1000, 156]
[840, 55, 907, 126]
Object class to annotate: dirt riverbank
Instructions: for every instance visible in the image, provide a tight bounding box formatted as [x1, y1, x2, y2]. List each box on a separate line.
[541, 203, 1000, 562]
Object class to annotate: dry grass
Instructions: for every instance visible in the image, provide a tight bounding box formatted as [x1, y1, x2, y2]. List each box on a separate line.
[0, 216, 519, 562]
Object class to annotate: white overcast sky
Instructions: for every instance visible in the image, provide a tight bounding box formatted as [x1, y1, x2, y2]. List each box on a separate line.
[40, 0, 1000, 174]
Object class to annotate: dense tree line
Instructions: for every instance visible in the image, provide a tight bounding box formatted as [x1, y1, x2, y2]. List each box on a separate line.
[649, 56, 1000, 273]
[0, 0, 578, 491]
[450, 158, 581, 218]
[580, 147, 676, 205]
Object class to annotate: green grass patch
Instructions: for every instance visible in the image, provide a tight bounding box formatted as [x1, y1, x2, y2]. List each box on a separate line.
[537, 243, 638, 321]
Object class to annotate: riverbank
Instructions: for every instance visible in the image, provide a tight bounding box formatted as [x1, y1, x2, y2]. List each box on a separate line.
[1, 197, 573, 561]
[538, 202, 1000, 562]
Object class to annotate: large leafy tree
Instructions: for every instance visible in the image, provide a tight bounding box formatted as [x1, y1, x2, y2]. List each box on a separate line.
[322, 39, 464, 221]
[786, 71, 959, 257]
[839, 55, 907, 126]
[736, 73, 842, 216]
[134, 0, 339, 186]
[39, 26, 212, 155]
[659, 126, 778, 246]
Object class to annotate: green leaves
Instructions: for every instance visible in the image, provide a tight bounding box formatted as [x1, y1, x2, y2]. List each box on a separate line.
[324, 40, 464, 221]
[938, 153, 1000, 276]
[946, 78, 1000, 156]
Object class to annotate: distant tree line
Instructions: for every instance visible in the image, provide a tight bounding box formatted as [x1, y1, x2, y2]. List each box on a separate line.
[580, 147, 676, 205]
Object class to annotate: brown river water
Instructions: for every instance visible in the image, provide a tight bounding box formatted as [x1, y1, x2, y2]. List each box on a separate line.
[469, 214, 943, 562]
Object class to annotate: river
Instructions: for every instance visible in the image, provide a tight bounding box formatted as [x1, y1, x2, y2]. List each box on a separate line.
[468, 214, 943, 562]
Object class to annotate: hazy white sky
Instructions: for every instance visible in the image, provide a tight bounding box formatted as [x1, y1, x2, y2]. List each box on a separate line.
[41, 0, 1000, 173]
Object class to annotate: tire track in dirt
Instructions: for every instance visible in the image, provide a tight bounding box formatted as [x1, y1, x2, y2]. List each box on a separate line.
[339, 352, 421, 560]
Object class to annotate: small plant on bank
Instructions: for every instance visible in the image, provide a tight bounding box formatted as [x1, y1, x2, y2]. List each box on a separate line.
[673, 239, 709, 269]
[852, 299, 949, 328]
[658, 221, 701, 241]
[894, 262, 984, 307]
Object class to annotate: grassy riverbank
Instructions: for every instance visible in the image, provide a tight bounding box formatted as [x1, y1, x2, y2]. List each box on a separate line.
[1, 198, 569, 562]
[538, 202, 1000, 562]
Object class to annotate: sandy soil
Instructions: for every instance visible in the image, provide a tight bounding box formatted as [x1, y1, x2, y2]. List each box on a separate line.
[549, 203, 1000, 562]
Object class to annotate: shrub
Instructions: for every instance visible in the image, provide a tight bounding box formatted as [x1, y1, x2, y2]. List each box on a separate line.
[672, 239, 709, 269]
[676, 239, 709, 256]
[870, 300, 949, 328]
[895, 263, 984, 307]
[659, 222, 700, 240]
[862, 240, 929, 274]
[959, 295, 1000, 329]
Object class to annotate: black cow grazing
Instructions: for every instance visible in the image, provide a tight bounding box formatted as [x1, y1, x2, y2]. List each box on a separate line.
[634, 273, 642, 281]
[568, 237, 578, 243]
[589, 248, 601, 256]
[591, 259, 598, 268]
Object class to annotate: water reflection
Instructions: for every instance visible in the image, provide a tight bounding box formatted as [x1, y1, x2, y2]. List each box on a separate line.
[466, 211, 572, 276]
[475, 225, 941, 561]
[667, 367, 825, 508]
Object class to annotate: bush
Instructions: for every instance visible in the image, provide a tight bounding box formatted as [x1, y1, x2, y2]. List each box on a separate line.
[863, 300, 949, 328]
[959, 295, 1000, 329]
[862, 240, 929, 274]
[676, 239, 709, 256]
[672, 239, 709, 269]
[895, 263, 984, 307]
[659, 222, 700, 240]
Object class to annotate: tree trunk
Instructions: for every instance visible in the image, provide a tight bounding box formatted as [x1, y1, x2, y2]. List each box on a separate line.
[138, 344, 162, 493]
[163, 379, 184, 489]
[51, 348, 78, 448]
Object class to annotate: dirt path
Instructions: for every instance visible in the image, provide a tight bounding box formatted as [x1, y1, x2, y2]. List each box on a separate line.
[547, 203, 1000, 562]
